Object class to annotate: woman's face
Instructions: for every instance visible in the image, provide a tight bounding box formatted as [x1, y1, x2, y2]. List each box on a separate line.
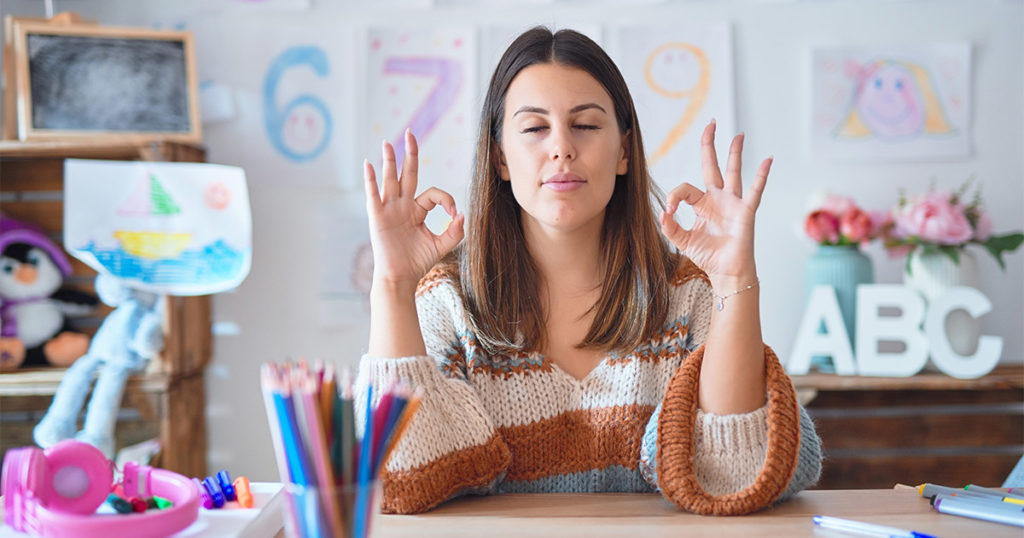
[498, 62, 628, 236]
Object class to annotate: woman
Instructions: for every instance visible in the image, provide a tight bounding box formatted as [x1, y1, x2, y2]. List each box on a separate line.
[359, 27, 821, 515]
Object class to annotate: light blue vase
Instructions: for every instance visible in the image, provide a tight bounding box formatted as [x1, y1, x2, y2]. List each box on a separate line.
[804, 245, 874, 372]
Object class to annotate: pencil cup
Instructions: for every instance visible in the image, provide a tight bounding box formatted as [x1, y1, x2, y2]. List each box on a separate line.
[283, 481, 383, 538]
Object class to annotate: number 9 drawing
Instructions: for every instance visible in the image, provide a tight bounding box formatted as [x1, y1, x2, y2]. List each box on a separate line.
[644, 42, 710, 165]
[263, 46, 334, 163]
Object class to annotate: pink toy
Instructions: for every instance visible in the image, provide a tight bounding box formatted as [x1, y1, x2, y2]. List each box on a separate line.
[1, 440, 198, 537]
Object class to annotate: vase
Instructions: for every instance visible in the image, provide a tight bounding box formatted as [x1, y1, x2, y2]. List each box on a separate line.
[903, 249, 981, 357]
[804, 245, 874, 372]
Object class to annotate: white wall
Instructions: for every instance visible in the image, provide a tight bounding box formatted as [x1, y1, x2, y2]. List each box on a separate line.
[2, 0, 1021, 481]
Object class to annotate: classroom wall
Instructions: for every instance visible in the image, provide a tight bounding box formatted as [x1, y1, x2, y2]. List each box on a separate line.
[1, 0, 1021, 481]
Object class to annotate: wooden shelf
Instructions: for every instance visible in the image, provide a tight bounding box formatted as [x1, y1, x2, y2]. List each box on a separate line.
[0, 139, 203, 159]
[0, 367, 168, 397]
[792, 364, 1024, 391]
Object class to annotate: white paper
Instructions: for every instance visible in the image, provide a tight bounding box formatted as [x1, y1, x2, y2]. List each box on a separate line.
[810, 43, 971, 161]
[362, 26, 477, 233]
[611, 23, 735, 197]
[64, 159, 252, 296]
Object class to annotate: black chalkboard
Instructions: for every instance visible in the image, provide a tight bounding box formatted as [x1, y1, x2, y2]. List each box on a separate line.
[26, 33, 192, 133]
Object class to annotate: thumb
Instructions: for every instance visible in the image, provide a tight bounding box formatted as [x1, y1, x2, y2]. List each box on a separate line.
[660, 210, 690, 250]
[435, 213, 465, 255]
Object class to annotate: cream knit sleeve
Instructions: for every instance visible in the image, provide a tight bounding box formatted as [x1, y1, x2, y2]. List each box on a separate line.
[355, 276, 511, 514]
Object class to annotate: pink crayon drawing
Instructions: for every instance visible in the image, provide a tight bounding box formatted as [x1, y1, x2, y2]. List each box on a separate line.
[833, 58, 953, 140]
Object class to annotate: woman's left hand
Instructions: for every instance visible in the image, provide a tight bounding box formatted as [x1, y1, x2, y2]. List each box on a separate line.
[660, 120, 771, 287]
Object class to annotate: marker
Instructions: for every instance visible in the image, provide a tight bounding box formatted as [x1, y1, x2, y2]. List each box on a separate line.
[812, 515, 938, 537]
[964, 484, 1024, 503]
[918, 483, 1018, 504]
[216, 470, 237, 501]
[933, 494, 1024, 527]
[203, 476, 226, 508]
[192, 477, 214, 509]
[233, 476, 254, 508]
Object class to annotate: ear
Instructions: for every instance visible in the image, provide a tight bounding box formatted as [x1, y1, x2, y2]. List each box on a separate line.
[616, 131, 630, 175]
[495, 145, 510, 181]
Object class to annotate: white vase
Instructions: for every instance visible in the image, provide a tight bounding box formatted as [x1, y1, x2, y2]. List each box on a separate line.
[903, 249, 981, 356]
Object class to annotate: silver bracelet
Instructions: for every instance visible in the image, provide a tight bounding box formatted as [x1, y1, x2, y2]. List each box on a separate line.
[713, 280, 759, 311]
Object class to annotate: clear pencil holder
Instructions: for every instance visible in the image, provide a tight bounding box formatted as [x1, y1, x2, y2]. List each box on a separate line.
[283, 481, 383, 538]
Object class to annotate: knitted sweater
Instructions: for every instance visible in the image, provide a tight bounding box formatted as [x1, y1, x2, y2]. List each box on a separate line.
[356, 258, 822, 515]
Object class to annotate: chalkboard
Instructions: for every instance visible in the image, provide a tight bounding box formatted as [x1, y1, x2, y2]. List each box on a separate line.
[10, 21, 200, 143]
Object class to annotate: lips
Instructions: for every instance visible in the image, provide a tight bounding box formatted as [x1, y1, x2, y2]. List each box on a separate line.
[542, 172, 586, 192]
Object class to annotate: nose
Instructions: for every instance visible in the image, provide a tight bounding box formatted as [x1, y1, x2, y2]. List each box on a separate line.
[548, 126, 575, 162]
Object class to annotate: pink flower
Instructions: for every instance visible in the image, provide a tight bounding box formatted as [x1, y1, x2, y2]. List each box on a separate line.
[974, 211, 993, 242]
[819, 194, 856, 218]
[894, 191, 973, 245]
[805, 210, 840, 244]
[840, 208, 874, 243]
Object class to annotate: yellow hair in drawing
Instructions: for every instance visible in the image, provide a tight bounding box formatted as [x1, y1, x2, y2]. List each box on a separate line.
[835, 59, 953, 140]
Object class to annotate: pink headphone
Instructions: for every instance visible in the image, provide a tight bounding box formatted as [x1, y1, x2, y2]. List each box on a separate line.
[2, 440, 199, 537]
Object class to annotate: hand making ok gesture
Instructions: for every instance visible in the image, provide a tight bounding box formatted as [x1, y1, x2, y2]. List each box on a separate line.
[659, 120, 771, 286]
[362, 129, 465, 288]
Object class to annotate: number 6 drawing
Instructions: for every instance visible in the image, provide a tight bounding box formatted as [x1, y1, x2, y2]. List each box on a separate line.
[644, 42, 711, 165]
[263, 46, 334, 163]
[383, 57, 462, 167]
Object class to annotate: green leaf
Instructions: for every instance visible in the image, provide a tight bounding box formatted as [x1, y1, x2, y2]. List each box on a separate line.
[981, 232, 1023, 271]
[938, 245, 960, 264]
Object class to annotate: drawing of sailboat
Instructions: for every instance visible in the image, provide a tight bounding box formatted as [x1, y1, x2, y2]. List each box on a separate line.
[114, 173, 191, 259]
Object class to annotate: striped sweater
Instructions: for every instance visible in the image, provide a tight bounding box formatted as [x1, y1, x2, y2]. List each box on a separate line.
[356, 259, 822, 515]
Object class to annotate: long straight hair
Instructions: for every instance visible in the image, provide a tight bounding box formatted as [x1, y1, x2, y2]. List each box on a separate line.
[455, 27, 677, 356]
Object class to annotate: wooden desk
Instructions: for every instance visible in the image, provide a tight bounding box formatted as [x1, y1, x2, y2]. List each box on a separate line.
[373, 489, 1020, 537]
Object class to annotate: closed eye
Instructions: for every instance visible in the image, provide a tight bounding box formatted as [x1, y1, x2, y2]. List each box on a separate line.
[521, 126, 548, 134]
[574, 124, 600, 130]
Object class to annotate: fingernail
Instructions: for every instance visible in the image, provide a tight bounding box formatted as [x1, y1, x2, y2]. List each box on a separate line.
[710, 118, 716, 124]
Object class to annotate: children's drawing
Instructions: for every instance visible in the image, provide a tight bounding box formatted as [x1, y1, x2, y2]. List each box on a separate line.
[363, 27, 476, 234]
[64, 159, 252, 296]
[611, 24, 735, 196]
[811, 44, 970, 161]
[317, 202, 373, 326]
[263, 46, 334, 163]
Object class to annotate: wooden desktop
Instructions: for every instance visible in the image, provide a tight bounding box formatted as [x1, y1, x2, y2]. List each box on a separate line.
[372, 488, 1020, 537]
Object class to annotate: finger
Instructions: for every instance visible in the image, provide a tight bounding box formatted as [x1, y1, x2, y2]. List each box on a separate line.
[723, 133, 744, 197]
[659, 209, 690, 251]
[744, 156, 772, 209]
[664, 182, 704, 216]
[399, 129, 419, 198]
[700, 120, 724, 190]
[380, 139, 399, 202]
[414, 187, 457, 216]
[363, 160, 381, 213]
[435, 212, 466, 255]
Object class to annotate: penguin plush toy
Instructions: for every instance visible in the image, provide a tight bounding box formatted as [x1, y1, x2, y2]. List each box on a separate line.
[0, 215, 97, 371]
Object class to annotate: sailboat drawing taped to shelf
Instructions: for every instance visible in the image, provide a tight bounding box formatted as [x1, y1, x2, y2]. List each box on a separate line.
[64, 160, 252, 296]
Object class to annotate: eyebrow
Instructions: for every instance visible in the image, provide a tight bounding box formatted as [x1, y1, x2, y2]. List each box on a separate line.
[512, 103, 607, 117]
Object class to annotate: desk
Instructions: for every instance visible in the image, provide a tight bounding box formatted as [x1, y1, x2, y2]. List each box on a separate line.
[373, 489, 1020, 537]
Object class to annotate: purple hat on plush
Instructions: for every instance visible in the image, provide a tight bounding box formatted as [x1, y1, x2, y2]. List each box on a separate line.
[0, 214, 73, 277]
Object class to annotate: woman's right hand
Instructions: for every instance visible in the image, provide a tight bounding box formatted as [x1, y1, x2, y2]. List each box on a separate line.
[363, 129, 465, 289]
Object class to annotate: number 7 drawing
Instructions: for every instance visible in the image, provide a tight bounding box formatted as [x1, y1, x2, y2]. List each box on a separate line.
[384, 57, 462, 168]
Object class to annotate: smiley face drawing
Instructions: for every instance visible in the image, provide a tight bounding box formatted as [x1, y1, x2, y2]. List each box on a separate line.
[834, 59, 953, 140]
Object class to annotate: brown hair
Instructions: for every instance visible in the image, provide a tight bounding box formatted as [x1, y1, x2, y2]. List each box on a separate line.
[454, 26, 677, 355]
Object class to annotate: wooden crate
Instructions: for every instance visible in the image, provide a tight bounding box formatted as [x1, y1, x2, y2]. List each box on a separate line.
[0, 140, 211, 478]
[794, 365, 1024, 489]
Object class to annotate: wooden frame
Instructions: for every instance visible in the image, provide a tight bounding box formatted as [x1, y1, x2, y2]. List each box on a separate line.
[4, 13, 201, 144]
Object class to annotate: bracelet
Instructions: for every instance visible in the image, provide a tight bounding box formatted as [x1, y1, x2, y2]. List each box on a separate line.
[713, 279, 759, 311]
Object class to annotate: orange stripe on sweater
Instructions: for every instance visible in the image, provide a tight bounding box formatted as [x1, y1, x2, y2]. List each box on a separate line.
[381, 432, 512, 514]
[498, 404, 656, 482]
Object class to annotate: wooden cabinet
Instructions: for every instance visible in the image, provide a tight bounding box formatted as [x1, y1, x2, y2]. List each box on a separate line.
[0, 140, 210, 478]
[794, 365, 1024, 489]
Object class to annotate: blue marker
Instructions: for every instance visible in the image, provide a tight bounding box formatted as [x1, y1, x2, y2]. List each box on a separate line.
[202, 476, 226, 508]
[216, 470, 236, 501]
[812, 515, 937, 537]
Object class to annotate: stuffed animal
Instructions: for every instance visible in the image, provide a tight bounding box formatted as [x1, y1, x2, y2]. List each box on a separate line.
[33, 273, 165, 457]
[0, 214, 97, 371]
